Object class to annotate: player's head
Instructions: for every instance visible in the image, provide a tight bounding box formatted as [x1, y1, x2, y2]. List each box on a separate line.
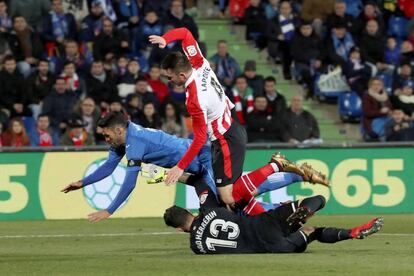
[161, 52, 192, 86]
[164, 205, 194, 232]
[97, 112, 128, 147]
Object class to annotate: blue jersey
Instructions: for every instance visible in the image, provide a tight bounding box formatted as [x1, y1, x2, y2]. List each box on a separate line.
[82, 122, 216, 214]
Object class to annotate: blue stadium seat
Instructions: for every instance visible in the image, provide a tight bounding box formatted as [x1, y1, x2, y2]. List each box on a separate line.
[387, 16, 409, 40]
[343, 0, 363, 18]
[338, 92, 362, 122]
[376, 73, 393, 95]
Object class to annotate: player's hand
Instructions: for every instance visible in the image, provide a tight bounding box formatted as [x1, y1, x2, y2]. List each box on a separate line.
[88, 210, 111, 222]
[165, 166, 184, 186]
[61, 181, 83, 193]
[149, 35, 166, 49]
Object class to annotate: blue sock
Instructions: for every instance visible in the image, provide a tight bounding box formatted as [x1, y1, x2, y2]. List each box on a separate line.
[256, 172, 303, 195]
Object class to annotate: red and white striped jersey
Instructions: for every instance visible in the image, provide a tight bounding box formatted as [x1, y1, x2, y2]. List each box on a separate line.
[163, 28, 235, 170]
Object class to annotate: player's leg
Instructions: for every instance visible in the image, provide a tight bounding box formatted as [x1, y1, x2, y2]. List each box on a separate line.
[306, 217, 384, 243]
[286, 195, 326, 226]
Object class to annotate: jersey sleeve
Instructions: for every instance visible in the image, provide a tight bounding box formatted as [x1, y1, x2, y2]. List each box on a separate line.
[176, 82, 208, 170]
[162, 27, 204, 69]
[82, 147, 125, 186]
[106, 162, 141, 214]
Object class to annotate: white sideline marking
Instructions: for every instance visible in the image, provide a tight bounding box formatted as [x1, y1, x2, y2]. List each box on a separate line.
[0, 232, 411, 239]
[0, 232, 180, 239]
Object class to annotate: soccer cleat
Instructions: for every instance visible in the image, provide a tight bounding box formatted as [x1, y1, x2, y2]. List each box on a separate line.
[350, 217, 384, 239]
[269, 152, 305, 177]
[300, 163, 330, 187]
[286, 206, 314, 226]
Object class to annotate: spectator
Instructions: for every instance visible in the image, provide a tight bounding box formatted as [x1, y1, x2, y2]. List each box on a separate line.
[362, 77, 393, 139]
[391, 80, 414, 118]
[290, 21, 324, 98]
[385, 109, 414, 141]
[0, 55, 25, 117]
[146, 64, 169, 103]
[0, 0, 12, 33]
[243, 60, 264, 97]
[79, 0, 104, 43]
[138, 10, 163, 52]
[93, 18, 130, 61]
[326, 20, 355, 66]
[400, 41, 414, 66]
[74, 97, 100, 136]
[115, 55, 129, 78]
[60, 61, 87, 98]
[266, 0, 299, 79]
[109, 97, 124, 113]
[359, 19, 387, 70]
[342, 46, 371, 97]
[168, 83, 186, 109]
[263, 76, 287, 119]
[282, 95, 322, 144]
[325, 0, 357, 36]
[42, 77, 78, 134]
[392, 62, 413, 94]
[25, 59, 55, 119]
[385, 37, 400, 67]
[113, 0, 140, 53]
[229, 0, 250, 23]
[8, 15, 43, 78]
[29, 113, 59, 146]
[54, 39, 90, 76]
[42, 0, 77, 52]
[60, 115, 95, 146]
[165, 0, 199, 40]
[244, 0, 268, 49]
[9, 0, 50, 30]
[124, 93, 142, 123]
[119, 57, 143, 84]
[1, 117, 30, 146]
[210, 40, 241, 87]
[85, 60, 118, 110]
[356, 1, 385, 35]
[138, 102, 162, 129]
[231, 76, 254, 125]
[246, 96, 281, 142]
[161, 100, 188, 138]
[135, 76, 160, 108]
[299, 0, 335, 36]
[264, 0, 280, 20]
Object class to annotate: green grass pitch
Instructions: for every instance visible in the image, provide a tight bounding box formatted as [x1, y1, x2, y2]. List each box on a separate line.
[0, 215, 413, 275]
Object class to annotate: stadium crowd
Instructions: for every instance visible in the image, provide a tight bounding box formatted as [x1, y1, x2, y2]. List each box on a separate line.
[0, 0, 413, 148]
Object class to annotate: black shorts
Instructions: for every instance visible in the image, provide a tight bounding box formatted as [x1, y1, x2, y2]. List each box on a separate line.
[211, 120, 247, 187]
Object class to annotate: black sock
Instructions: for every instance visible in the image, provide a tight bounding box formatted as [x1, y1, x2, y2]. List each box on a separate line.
[314, 227, 351, 243]
[299, 195, 326, 213]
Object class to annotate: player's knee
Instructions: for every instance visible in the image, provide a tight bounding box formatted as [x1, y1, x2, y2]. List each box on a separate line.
[218, 186, 235, 205]
[316, 195, 326, 209]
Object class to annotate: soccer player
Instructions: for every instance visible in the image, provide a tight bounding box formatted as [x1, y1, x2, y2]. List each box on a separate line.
[61, 112, 327, 221]
[164, 195, 384, 254]
[149, 27, 258, 208]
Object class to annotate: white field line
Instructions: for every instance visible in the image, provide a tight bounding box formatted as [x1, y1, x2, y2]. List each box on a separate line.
[0, 232, 180, 239]
[0, 232, 411, 239]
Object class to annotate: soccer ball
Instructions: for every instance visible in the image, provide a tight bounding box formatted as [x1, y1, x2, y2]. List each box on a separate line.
[83, 159, 128, 210]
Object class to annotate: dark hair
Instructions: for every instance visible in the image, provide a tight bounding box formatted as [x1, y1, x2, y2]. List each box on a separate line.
[12, 14, 25, 23]
[38, 113, 49, 119]
[264, 76, 276, 84]
[38, 58, 50, 64]
[55, 77, 66, 83]
[161, 52, 192, 73]
[161, 100, 182, 124]
[136, 76, 147, 83]
[217, 39, 227, 45]
[97, 112, 128, 129]
[63, 61, 75, 68]
[92, 59, 104, 65]
[163, 205, 191, 228]
[3, 55, 16, 64]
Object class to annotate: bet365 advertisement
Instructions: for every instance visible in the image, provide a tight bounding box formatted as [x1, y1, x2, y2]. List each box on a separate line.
[0, 148, 413, 220]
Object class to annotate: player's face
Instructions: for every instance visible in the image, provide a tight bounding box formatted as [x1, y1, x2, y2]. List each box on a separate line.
[102, 127, 124, 147]
[163, 69, 186, 86]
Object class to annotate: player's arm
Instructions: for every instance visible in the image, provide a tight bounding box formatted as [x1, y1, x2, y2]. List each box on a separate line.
[61, 148, 124, 193]
[149, 27, 204, 68]
[88, 161, 141, 222]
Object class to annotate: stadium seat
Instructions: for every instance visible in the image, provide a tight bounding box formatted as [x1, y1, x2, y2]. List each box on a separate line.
[376, 73, 393, 95]
[338, 92, 362, 123]
[343, 0, 363, 18]
[387, 16, 408, 40]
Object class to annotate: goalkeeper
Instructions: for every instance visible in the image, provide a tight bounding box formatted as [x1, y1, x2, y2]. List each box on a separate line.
[61, 112, 328, 221]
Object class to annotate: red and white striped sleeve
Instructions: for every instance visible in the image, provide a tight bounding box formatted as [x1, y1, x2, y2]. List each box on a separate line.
[176, 82, 208, 170]
[162, 27, 204, 69]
